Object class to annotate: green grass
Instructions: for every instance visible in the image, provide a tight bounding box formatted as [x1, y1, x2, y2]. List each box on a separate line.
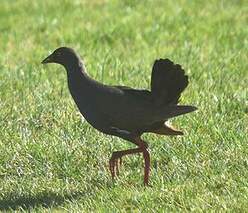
[0, 0, 247, 212]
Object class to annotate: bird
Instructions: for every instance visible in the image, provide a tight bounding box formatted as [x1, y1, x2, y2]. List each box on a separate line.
[42, 47, 197, 186]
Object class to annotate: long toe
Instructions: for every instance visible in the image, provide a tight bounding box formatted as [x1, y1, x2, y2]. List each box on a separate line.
[109, 159, 116, 179]
[115, 158, 119, 176]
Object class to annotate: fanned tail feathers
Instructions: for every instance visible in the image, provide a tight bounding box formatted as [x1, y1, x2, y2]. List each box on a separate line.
[151, 58, 189, 105]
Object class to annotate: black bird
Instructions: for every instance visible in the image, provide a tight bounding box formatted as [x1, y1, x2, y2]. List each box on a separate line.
[42, 47, 197, 185]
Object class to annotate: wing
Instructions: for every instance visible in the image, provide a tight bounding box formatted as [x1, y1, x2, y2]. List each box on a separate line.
[114, 86, 152, 102]
[151, 58, 189, 106]
[97, 85, 196, 132]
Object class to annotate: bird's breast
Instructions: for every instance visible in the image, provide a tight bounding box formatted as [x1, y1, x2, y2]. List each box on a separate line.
[68, 83, 112, 131]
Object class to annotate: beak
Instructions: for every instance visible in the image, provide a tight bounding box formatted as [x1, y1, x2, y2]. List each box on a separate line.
[41, 54, 54, 64]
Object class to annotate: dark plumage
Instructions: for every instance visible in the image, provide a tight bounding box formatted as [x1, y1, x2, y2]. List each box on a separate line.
[42, 47, 197, 185]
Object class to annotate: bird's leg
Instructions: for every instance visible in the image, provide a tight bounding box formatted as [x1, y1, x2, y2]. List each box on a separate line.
[143, 148, 150, 185]
[109, 137, 151, 186]
[109, 147, 143, 179]
[134, 137, 150, 186]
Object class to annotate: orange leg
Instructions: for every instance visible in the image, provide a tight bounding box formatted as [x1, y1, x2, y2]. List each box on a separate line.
[109, 137, 150, 185]
[142, 148, 150, 185]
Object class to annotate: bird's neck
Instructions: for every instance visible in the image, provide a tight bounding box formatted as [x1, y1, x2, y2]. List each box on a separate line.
[65, 61, 90, 83]
[65, 60, 97, 102]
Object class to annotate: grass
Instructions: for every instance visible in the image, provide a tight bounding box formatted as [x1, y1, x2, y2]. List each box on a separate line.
[0, 0, 247, 211]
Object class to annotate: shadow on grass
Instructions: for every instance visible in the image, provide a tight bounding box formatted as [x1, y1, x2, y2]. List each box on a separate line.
[0, 191, 85, 211]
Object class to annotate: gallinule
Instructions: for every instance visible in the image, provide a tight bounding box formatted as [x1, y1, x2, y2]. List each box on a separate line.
[42, 47, 197, 185]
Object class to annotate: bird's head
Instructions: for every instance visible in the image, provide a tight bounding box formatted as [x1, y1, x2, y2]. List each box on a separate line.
[41, 47, 80, 67]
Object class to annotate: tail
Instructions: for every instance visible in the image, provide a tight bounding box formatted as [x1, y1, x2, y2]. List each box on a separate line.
[151, 58, 188, 106]
[161, 105, 197, 119]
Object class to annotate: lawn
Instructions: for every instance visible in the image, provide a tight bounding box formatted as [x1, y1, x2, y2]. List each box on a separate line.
[0, 0, 247, 212]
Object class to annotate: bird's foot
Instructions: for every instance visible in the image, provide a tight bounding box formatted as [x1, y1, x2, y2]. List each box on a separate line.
[109, 152, 122, 179]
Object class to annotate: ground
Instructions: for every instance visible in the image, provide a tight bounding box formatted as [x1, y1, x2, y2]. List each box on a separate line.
[0, 0, 247, 212]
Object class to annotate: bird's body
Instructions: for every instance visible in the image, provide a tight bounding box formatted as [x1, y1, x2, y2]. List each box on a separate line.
[42, 47, 197, 185]
[66, 62, 194, 136]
